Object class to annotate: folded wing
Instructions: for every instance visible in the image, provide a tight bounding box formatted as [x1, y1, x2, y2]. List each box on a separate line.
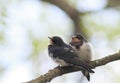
[48, 45, 94, 73]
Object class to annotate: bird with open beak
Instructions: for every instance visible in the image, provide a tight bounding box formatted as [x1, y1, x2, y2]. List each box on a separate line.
[48, 36, 94, 74]
[70, 33, 94, 81]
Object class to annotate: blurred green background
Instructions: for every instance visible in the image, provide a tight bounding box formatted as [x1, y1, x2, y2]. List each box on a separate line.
[0, 0, 120, 83]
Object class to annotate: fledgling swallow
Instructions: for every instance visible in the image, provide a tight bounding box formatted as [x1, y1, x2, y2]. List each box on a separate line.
[48, 36, 94, 74]
[70, 33, 93, 81]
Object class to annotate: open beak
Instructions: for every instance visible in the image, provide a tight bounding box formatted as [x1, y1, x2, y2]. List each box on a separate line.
[48, 37, 53, 45]
[48, 37, 52, 40]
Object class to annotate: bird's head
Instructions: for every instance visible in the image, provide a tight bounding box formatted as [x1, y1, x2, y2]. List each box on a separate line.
[71, 33, 87, 44]
[48, 36, 64, 46]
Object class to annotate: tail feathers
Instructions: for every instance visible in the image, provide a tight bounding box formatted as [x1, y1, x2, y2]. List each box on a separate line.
[82, 66, 94, 73]
[82, 70, 90, 81]
[87, 68, 94, 73]
[85, 72, 90, 81]
[77, 66, 94, 73]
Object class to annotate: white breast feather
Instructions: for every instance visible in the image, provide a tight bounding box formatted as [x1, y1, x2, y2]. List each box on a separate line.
[49, 53, 69, 66]
[76, 42, 93, 61]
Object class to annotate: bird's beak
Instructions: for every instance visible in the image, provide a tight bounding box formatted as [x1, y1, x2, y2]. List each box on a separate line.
[48, 37, 52, 40]
[48, 37, 53, 45]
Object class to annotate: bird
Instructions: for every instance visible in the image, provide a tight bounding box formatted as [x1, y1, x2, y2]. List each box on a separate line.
[69, 33, 93, 81]
[48, 36, 94, 74]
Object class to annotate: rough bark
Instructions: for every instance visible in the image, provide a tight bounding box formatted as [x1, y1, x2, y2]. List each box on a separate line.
[25, 51, 120, 83]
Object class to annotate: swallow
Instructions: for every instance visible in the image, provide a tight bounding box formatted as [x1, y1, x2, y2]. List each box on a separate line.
[48, 36, 94, 74]
[70, 33, 94, 81]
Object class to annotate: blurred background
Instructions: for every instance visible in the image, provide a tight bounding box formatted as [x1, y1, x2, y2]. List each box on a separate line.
[0, 0, 120, 83]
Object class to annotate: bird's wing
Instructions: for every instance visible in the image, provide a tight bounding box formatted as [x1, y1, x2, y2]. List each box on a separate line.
[48, 45, 94, 73]
[48, 45, 70, 57]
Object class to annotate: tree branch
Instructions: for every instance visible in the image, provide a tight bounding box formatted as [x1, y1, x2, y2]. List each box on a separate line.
[107, 0, 120, 8]
[42, 0, 84, 35]
[25, 51, 120, 83]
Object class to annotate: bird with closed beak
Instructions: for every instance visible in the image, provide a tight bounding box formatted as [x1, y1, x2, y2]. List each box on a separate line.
[70, 33, 93, 81]
[48, 36, 94, 74]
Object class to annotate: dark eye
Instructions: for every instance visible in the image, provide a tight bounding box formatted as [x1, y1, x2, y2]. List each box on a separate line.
[72, 37, 75, 40]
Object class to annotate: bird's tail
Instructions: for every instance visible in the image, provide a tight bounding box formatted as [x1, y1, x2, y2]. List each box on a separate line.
[86, 67, 94, 73]
[81, 70, 90, 81]
[77, 65, 94, 73]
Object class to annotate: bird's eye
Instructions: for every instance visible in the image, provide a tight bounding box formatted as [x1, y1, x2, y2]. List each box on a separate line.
[72, 37, 75, 40]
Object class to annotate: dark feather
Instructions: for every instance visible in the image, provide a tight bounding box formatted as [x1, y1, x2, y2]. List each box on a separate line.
[48, 45, 94, 73]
